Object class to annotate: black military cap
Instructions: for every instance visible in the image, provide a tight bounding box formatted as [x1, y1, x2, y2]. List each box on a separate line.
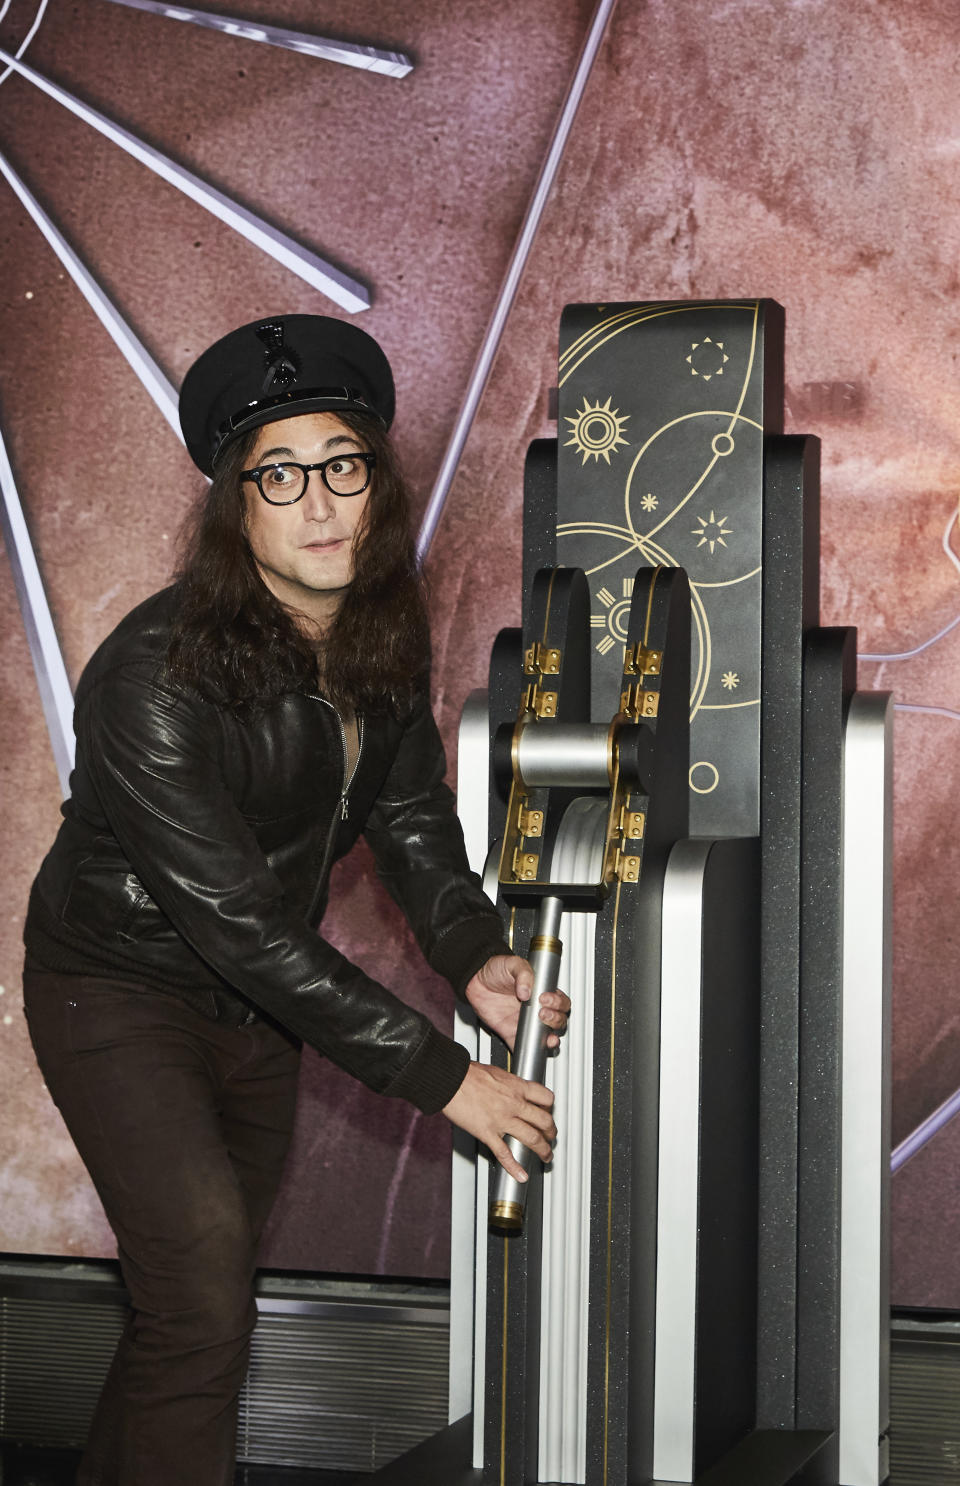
[179, 314, 396, 476]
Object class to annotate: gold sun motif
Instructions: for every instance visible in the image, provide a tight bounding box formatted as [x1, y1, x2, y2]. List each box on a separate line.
[692, 510, 732, 554]
[564, 396, 630, 465]
[590, 578, 634, 655]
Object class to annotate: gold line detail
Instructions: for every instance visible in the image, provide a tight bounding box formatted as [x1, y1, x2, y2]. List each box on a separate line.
[500, 1236, 509, 1486]
[541, 567, 558, 649]
[558, 302, 760, 384]
[692, 565, 762, 590]
[642, 568, 658, 646]
[603, 871, 623, 1486]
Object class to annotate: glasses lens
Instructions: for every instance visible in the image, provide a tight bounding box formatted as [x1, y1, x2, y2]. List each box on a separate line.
[259, 464, 306, 503]
[323, 454, 372, 496]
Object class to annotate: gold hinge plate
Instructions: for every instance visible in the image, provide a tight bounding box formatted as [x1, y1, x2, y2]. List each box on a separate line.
[619, 807, 646, 840]
[623, 645, 663, 677]
[517, 805, 544, 838]
[524, 642, 562, 676]
[511, 850, 540, 881]
[620, 683, 660, 720]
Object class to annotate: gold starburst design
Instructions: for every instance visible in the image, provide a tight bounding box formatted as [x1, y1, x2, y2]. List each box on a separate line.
[641, 492, 658, 512]
[564, 396, 630, 465]
[721, 671, 740, 690]
[692, 510, 732, 554]
[685, 337, 730, 381]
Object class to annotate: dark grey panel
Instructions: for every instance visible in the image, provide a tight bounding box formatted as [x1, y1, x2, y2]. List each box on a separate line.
[795, 626, 856, 1444]
[755, 435, 821, 1427]
[694, 838, 761, 1477]
[555, 298, 784, 837]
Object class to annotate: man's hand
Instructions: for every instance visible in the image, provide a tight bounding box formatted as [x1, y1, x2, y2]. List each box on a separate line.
[442, 1061, 556, 1181]
[464, 954, 570, 1052]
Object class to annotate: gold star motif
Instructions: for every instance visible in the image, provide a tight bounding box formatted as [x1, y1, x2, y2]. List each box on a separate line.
[692, 510, 732, 554]
[721, 671, 740, 690]
[641, 492, 658, 512]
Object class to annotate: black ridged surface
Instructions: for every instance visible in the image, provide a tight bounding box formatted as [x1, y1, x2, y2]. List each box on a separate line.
[0, 1266, 448, 1474]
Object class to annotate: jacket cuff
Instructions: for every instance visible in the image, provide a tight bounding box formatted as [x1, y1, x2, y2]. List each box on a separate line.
[430, 917, 514, 999]
[383, 1021, 471, 1114]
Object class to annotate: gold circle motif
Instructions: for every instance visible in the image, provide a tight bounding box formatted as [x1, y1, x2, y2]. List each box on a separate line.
[711, 432, 735, 457]
[607, 598, 631, 641]
[689, 761, 720, 794]
[580, 412, 618, 449]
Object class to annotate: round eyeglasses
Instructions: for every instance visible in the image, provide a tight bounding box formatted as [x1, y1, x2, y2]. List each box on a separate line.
[240, 451, 377, 505]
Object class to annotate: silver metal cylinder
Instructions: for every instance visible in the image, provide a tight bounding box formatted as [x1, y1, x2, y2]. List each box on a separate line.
[514, 724, 611, 788]
[490, 895, 563, 1231]
[488, 798, 609, 1233]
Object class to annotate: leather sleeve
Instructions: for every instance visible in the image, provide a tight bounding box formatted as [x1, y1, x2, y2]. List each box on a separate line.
[362, 695, 512, 993]
[78, 664, 469, 1113]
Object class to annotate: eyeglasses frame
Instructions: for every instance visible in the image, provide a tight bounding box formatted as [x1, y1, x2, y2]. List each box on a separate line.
[240, 451, 377, 505]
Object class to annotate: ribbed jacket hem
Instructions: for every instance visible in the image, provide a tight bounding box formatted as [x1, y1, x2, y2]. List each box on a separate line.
[383, 1022, 471, 1114]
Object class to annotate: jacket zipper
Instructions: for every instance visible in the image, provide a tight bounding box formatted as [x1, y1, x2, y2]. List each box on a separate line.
[307, 698, 364, 920]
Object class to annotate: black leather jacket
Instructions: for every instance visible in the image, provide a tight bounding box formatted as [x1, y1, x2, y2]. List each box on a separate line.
[25, 588, 509, 1114]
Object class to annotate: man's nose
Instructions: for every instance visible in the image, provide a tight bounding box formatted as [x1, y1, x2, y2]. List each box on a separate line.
[301, 469, 336, 519]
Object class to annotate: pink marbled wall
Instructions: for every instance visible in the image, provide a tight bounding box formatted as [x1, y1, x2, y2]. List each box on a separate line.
[2, 0, 959, 1303]
[0, 0, 594, 1274]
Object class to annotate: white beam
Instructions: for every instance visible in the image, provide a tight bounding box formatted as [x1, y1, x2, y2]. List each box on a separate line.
[97, 0, 413, 76]
[0, 46, 371, 312]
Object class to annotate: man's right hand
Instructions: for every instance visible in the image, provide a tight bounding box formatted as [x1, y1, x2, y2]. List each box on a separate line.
[441, 1061, 556, 1181]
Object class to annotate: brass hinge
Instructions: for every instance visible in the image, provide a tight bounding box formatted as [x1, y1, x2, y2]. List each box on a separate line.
[623, 644, 663, 677]
[517, 804, 544, 838]
[520, 683, 558, 718]
[511, 849, 540, 881]
[615, 850, 641, 883]
[524, 642, 562, 676]
[620, 683, 659, 719]
[619, 807, 646, 841]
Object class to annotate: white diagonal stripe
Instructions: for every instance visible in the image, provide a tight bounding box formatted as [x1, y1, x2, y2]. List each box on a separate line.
[0, 150, 181, 437]
[0, 46, 371, 312]
[0, 424, 74, 795]
[416, 0, 619, 560]
[97, 0, 413, 76]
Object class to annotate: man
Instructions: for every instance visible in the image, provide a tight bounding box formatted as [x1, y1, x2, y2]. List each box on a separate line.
[22, 315, 567, 1486]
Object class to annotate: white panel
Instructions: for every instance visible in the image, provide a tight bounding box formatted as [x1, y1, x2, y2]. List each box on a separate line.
[451, 692, 489, 1427]
[538, 797, 606, 1485]
[838, 692, 892, 1486]
[538, 906, 596, 1484]
[652, 839, 714, 1484]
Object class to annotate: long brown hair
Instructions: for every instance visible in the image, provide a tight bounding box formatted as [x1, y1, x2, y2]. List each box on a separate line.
[164, 411, 431, 714]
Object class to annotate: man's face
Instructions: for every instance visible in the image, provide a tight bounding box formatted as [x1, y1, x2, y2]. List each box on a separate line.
[242, 411, 372, 623]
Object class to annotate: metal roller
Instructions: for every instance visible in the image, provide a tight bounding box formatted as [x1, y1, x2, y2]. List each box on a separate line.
[514, 723, 612, 789]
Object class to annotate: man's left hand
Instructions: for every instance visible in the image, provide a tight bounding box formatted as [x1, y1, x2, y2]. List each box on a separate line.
[464, 955, 570, 1053]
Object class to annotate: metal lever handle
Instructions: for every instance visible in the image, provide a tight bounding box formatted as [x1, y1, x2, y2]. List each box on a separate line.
[489, 894, 563, 1231]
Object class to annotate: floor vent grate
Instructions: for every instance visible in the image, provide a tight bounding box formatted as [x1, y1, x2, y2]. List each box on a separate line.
[0, 1260, 449, 1472]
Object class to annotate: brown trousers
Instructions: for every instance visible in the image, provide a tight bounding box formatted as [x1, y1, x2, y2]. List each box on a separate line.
[23, 968, 301, 1486]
